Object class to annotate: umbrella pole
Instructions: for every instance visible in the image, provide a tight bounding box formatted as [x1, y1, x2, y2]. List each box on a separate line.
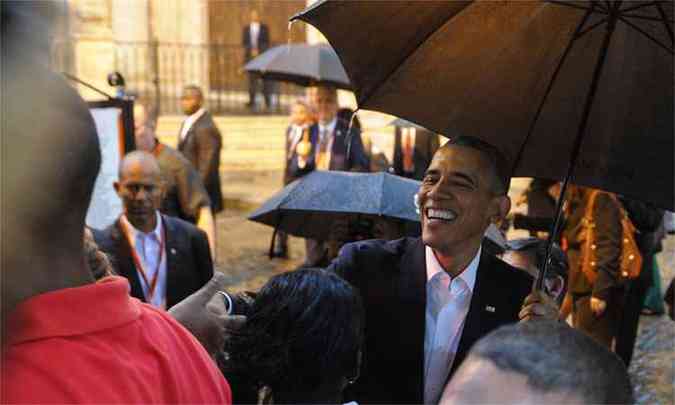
[268, 213, 283, 259]
[537, 1, 622, 292]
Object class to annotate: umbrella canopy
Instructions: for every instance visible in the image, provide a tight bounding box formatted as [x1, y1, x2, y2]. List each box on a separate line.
[292, 1, 674, 210]
[244, 43, 351, 90]
[248, 171, 419, 239]
[389, 117, 429, 130]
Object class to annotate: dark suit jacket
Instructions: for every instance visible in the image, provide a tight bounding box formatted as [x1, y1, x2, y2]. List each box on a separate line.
[242, 23, 270, 61]
[392, 127, 440, 180]
[326, 237, 532, 404]
[177, 111, 224, 213]
[95, 214, 214, 309]
[283, 125, 319, 185]
[310, 118, 370, 172]
[154, 142, 211, 223]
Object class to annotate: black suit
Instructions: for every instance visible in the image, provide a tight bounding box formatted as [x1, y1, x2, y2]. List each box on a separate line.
[311, 118, 370, 173]
[392, 127, 440, 180]
[95, 214, 214, 309]
[242, 23, 271, 107]
[178, 111, 224, 213]
[326, 237, 532, 404]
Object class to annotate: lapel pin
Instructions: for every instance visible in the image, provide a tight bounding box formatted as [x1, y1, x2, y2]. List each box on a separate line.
[170, 248, 177, 255]
[485, 305, 496, 313]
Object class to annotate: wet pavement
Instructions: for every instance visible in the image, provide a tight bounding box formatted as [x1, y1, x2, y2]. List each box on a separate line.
[215, 208, 675, 405]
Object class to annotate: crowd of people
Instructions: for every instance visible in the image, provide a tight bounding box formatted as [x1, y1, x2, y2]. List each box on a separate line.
[2, 2, 673, 405]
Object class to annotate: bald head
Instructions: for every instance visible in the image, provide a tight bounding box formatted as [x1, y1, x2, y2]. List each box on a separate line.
[115, 151, 163, 233]
[118, 151, 161, 179]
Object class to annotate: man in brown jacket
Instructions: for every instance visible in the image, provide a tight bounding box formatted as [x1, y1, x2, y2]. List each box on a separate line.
[562, 186, 625, 348]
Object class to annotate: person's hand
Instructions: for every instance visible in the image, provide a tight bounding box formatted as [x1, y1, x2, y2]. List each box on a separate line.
[590, 296, 607, 317]
[519, 290, 559, 322]
[169, 272, 246, 357]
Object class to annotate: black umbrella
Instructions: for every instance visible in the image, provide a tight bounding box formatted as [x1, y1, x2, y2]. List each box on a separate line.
[292, 0, 673, 289]
[389, 117, 429, 130]
[244, 43, 351, 90]
[291, 1, 674, 210]
[248, 171, 419, 240]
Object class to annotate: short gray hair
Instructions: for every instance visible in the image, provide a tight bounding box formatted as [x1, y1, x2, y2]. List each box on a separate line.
[469, 320, 633, 404]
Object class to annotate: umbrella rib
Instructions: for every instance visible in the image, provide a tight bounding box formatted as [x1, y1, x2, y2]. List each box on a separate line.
[576, 17, 609, 39]
[620, 1, 659, 13]
[621, 13, 674, 24]
[546, 0, 606, 13]
[655, 2, 675, 44]
[511, 5, 596, 175]
[618, 15, 675, 54]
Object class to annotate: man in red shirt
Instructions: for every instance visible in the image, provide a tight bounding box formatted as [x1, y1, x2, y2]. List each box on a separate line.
[1, 4, 231, 403]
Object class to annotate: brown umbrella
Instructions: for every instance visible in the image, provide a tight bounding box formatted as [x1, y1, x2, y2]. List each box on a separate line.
[292, 0, 674, 289]
[291, 0, 673, 210]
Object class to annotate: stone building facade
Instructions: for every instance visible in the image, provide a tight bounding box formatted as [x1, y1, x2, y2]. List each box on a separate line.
[52, 0, 307, 112]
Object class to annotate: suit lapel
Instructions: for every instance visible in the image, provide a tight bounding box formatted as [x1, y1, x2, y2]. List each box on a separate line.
[398, 238, 427, 400]
[449, 251, 503, 378]
[162, 215, 181, 308]
[113, 219, 146, 302]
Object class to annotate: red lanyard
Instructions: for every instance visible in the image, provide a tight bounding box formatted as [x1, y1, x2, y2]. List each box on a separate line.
[122, 218, 166, 303]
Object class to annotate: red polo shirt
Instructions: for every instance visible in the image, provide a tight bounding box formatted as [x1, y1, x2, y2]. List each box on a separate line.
[2, 276, 231, 404]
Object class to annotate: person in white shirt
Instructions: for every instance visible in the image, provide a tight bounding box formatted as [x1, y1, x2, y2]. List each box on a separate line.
[326, 136, 559, 404]
[95, 151, 214, 309]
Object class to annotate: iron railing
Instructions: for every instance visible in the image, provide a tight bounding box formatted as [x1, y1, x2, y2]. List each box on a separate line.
[51, 38, 305, 115]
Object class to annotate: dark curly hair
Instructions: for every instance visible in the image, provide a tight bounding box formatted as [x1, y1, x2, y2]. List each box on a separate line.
[220, 268, 364, 404]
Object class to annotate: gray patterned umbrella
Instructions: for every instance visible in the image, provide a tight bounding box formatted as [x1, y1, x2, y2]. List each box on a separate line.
[248, 171, 419, 239]
[244, 43, 351, 90]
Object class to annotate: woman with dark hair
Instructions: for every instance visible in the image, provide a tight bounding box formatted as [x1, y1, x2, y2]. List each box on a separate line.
[220, 268, 364, 404]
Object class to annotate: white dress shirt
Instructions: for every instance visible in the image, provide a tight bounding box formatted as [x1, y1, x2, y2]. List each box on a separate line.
[250, 22, 260, 49]
[179, 107, 206, 141]
[424, 245, 481, 404]
[121, 211, 167, 309]
[288, 124, 306, 157]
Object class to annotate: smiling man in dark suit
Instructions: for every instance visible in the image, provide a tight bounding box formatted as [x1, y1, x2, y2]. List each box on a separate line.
[327, 136, 556, 404]
[96, 151, 213, 310]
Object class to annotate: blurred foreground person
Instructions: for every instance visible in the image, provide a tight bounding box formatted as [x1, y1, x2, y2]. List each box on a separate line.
[96, 152, 214, 309]
[502, 238, 568, 307]
[134, 101, 216, 255]
[1, 3, 231, 402]
[440, 320, 633, 404]
[220, 268, 364, 404]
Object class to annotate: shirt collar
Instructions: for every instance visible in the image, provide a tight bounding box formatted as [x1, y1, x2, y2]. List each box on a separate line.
[319, 117, 338, 135]
[4, 276, 141, 347]
[425, 245, 481, 293]
[121, 211, 163, 242]
[186, 107, 206, 123]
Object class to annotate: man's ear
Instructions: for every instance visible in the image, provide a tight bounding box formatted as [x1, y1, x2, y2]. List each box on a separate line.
[113, 181, 121, 196]
[546, 275, 566, 303]
[489, 195, 511, 224]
